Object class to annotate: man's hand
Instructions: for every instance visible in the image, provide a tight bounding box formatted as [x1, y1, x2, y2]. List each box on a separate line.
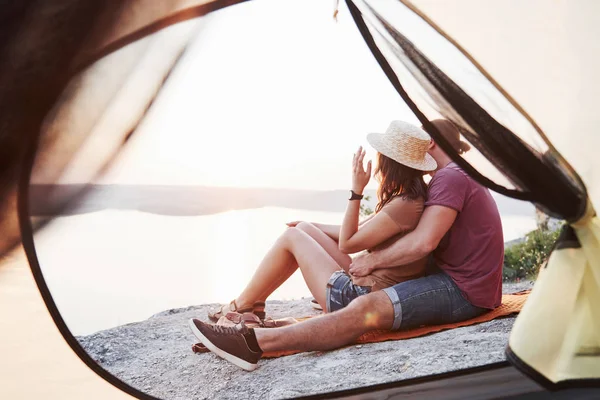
[348, 252, 374, 277]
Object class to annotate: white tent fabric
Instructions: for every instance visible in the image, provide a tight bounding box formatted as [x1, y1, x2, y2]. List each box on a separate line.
[32, 19, 200, 187]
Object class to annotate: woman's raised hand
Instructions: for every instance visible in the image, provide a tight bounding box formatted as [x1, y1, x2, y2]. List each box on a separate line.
[352, 146, 371, 193]
[286, 221, 301, 227]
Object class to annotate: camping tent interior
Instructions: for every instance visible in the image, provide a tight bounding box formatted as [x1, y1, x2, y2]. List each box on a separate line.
[1, 0, 599, 398]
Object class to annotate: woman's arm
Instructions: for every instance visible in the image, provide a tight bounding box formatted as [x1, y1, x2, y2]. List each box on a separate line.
[339, 194, 363, 252]
[338, 200, 409, 254]
[286, 217, 371, 242]
[348, 205, 457, 276]
[338, 147, 425, 255]
[339, 146, 372, 253]
[358, 214, 375, 227]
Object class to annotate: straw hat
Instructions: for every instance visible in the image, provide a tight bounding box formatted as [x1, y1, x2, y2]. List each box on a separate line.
[367, 121, 437, 171]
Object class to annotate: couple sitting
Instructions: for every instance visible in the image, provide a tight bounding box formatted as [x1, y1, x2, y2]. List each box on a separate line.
[189, 119, 504, 371]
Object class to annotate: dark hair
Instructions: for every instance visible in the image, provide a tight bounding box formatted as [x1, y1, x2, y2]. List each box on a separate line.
[429, 119, 471, 155]
[374, 153, 428, 213]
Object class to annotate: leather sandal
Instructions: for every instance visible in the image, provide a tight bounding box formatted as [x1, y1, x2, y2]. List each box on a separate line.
[207, 300, 266, 322]
[261, 316, 298, 328]
[207, 300, 251, 322]
[253, 301, 266, 320]
[217, 312, 263, 328]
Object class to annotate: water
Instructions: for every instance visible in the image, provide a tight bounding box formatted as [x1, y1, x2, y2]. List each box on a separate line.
[33, 207, 537, 335]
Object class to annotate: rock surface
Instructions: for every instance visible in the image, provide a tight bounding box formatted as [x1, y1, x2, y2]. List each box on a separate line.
[78, 282, 534, 400]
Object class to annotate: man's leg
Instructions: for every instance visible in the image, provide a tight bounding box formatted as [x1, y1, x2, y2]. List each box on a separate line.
[189, 290, 394, 370]
[191, 273, 486, 371]
[255, 290, 394, 352]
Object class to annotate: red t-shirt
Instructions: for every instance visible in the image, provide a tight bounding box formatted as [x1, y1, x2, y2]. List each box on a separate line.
[425, 162, 504, 309]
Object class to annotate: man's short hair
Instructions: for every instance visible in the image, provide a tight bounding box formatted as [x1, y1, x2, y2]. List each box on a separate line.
[430, 119, 471, 155]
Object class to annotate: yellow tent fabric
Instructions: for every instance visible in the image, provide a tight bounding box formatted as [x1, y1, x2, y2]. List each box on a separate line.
[508, 205, 600, 384]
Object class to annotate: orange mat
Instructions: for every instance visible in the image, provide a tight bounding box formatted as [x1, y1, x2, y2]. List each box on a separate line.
[262, 290, 530, 358]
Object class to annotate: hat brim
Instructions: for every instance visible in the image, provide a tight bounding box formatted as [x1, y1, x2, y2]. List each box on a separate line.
[367, 132, 437, 172]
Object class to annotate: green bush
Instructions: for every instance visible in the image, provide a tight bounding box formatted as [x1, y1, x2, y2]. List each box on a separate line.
[360, 195, 374, 217]
[503, 225, 562, 281]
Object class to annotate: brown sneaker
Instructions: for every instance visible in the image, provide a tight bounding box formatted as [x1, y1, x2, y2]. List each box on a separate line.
[188, 318, 263, 371]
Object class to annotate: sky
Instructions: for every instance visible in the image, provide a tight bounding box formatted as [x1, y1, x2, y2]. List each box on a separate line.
[51, 0, 595, 200]
[96, 0, 423, 191]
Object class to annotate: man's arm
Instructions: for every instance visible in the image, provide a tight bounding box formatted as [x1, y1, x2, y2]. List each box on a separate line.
[348, 205, 457, 276]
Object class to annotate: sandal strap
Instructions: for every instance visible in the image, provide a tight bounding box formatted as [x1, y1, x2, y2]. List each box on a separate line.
[223, 311, 262, 327]
[192, 343, 209, 353]
[231, 299, 254, 313]
[209, 300, 262, 322]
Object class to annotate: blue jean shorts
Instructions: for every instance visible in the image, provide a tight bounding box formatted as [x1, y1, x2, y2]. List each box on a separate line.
[382, 272, 487, 330]
[325, 270, 487, 331]
[326, 270, 372, 313]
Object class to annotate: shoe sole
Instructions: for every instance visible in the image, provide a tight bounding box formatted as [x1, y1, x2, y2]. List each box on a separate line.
[310, 299, 323, 311]
[188, 319, 258, 371]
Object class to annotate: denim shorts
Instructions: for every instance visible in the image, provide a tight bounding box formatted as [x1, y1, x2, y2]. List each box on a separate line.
[325, 270, 487, 331]
[326, 270, 372, 313]
[382, 272, 487, 330]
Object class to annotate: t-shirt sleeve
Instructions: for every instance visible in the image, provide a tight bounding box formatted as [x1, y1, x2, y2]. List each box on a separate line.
[424, 168, 469, 212]
[380, 197, 423, 231]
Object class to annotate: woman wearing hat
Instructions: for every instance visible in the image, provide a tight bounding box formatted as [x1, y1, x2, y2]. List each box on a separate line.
[207, 121, 437, 321]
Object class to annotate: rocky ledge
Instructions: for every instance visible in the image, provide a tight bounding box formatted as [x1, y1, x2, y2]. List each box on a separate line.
[78, 282, 534, 400]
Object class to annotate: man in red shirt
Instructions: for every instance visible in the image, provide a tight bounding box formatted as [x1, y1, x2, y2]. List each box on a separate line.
[189, 119, 505, 370]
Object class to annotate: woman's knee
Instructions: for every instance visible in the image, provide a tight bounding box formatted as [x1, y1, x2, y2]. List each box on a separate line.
[280, 226, 308, 246]
[296, 222, 327, 243]
[296, 221, 317, 234]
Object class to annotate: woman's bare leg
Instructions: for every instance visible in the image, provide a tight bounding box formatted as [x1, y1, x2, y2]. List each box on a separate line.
[250, 222, 352, 304]
[295, 222, 352, 272]
[235, 227, 342, 311]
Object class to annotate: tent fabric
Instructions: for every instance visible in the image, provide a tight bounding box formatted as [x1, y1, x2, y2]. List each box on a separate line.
[0, 0, 107, 257]
[345, 0, 599, 387]
[30, 19, 201, 217]
[409, 0, 600, 215]
[0, 0, 597, 397]
[0, 248, 133, 399]
[0, 0, 245, 256]
[508, 214, 600, 386]
[346, 0, 586, 220]
[72, 0, 249, 72]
